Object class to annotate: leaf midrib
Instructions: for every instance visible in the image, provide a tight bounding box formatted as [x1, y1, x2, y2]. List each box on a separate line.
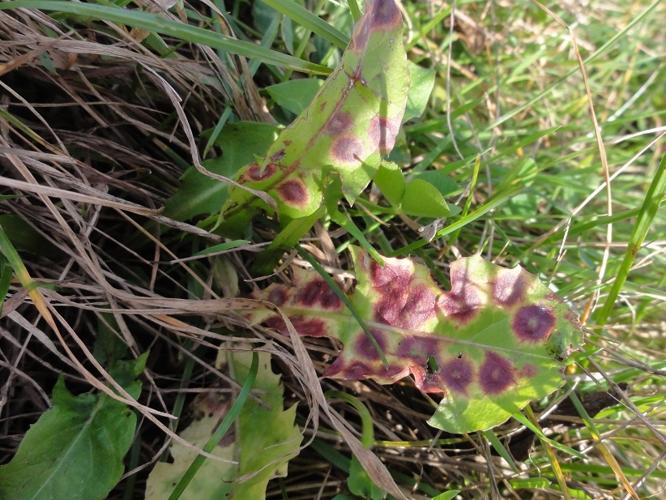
[29, 395, 107, 500]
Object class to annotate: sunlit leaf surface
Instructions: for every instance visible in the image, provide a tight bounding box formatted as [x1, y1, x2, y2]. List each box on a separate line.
[248, 249, 582, 433]
[224, 0, 410, 219]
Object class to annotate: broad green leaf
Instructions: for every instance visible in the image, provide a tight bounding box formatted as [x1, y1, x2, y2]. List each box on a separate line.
[410, 170, 458, 197]
[0, 369, 143, 500]
[224, 0, 410, 219]
[247, 248, 582, 433]
[348, 458, 386, 500]
[144, 395, 235, 500]
[164, 122, 279, 220]
[374, 161, 405, 206]
[145, 351, 302, 500]
[374, 165, 449, 218]
[265, 78, 324, 115]
[403, 62, 436, 122]
[401, 179, 450, 218]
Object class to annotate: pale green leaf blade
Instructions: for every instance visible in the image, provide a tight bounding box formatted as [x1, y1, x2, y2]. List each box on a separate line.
[401, 179, 451, 218]
[403, 62, 436, 122]
[145, 351, 303, 500]
[374, 161, 405, 206]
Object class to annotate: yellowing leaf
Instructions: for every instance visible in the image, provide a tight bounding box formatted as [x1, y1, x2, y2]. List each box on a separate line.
[248, 248, 582, 433]
[145, 351, 302, 500]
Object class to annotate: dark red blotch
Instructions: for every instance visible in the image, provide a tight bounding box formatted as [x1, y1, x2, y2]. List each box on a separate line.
[375, 285, 436, 329]
[396, 336, 439, 365]
[263, 315, 326, 337]
[276, 179, 308, 206]
[295, 279, 341, 309]
[246, 163, 277, 181]
[325, 111, 352, 136]
[368, 0, 402, 28]
[331, 136, 364, 163]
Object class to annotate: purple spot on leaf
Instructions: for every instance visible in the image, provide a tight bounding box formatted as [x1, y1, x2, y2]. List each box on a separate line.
[437, 263, 483, 322]
[263, 315, 287, 334]
[369, 0, 402, 28]
[267, 286, 288, 306]
[332, 136, 365, 164]
[326, 111, 352, 135]
[276, 179, 308, 206]
[493, 268, 527, 306]
[375, 285, 436, 329]
[356, 329, 387, 360]
[396, 336, 439, 365]
[518, 363, 538, 378]
[290, 316, 327, 337]
[376, 364, 407, 380]
[343, 361, 372, 380]
[350, 17, 371, 51]
[270, 149, 285, 162]
[513, 305, 556, 342]
[262, 315, 326, 337]
[479, 352, 515, 395]
[440, 358, 474, 394]
[437, 291, 480, 323]
[369, 116, 400, 155]
[325, 356, 345, 377]
[370, 259, 412, 292]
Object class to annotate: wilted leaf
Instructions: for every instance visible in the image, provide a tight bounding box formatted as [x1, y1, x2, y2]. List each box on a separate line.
[224, 0, 410, 219]
[248, 248, 582, 433]
[145, 351, 302, 500]
[0, 362, 143, 500]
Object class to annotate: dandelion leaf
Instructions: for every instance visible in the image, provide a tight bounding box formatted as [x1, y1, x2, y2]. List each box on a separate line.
[145, 351, 302, 500]
[248, 249, 582, 433]
[0, 365, 142, 500]
[224, 0, 410, 219]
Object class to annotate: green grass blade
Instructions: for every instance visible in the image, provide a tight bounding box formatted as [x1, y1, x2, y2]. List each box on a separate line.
[168, 352, 259, 500]
[488, 0, 662, 130]
[482, 430, 519, 472]
[0, 1, 331, 75]
[392, 185, 521, 256]
[595, 154, 666, 325]
[261, 0, 349, 49]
